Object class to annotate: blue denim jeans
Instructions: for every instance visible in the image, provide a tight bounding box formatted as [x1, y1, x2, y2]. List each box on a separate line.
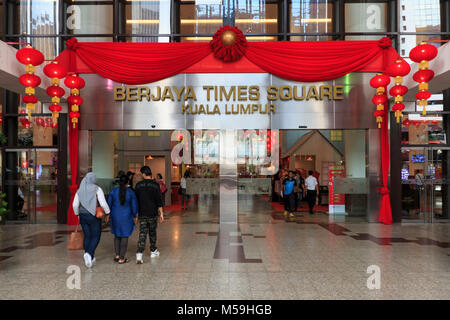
[79, 211, 102, 259]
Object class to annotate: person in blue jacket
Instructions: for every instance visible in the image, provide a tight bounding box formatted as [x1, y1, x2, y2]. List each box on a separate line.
[107, 174, 139, 264]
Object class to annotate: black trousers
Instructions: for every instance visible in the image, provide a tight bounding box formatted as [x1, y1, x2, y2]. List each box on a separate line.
[307, 190, 317, 213]
[284, 193, 295, 213]
[17, 196, 24, 211]
[114, 236, 129, 259]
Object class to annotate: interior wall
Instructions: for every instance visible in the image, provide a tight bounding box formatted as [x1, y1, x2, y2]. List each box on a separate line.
[344, 130, 366, 178]
[92, 131, 116, 178]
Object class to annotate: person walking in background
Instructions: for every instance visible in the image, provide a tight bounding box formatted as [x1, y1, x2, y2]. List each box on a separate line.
[73, 172, 111, 268]
[107, 175, 138, 264]
[156, 173, 168, 207]
[295, 170, 305, 211]
[180, 170, 190, 210]
[313, 170, 321, 205]
[305, 170, 319, 214]
[134, 166, 164, 264]
[282, 170, 297, 218]
[127, 171, 135, 190]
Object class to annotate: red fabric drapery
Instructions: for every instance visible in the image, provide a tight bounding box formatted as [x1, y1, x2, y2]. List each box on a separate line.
[59, 37, 395, 84]
[379, 94, 393, 224]
[66, 123, 79, 225]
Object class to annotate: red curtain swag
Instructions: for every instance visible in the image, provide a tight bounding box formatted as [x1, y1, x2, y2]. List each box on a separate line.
[66, 123, 79, 225]
[59, 36, 396, 225]
[58, 37, 395, 84]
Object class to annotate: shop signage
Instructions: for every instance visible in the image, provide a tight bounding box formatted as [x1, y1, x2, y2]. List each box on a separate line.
[113, 84, 345, 115]
[328, 164, 346, 214]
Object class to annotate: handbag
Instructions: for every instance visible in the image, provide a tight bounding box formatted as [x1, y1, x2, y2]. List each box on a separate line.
[95, 188, 106, 219]
[67, 224, 84, 250]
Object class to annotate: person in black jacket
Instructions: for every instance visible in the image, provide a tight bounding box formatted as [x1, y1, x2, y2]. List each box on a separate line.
[134, 166, 164, 264]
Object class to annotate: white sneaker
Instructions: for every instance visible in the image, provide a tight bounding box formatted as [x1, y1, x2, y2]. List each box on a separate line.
[83, 253, 92, 268]
[92, 257, 96, 265]
[150, 249, 160, 258]
[136, 253, 143, 264]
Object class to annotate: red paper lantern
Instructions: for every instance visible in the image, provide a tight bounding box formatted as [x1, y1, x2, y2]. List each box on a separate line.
[372, 94, 388, 105]
[370, 74, 390, 88]
[416, 91, 431, 100]
[409, 43, 438, 62]
[19, 74, 41, 87]
[46, 85, 65, 98]
[410, 42, 438, 116]
[69, 111, 80, 118]
[413, 69, 435, 83]
[67, 95, 83, 106]
[22, 95, 38, 104]
[389, 85, 408, 97]
[402, 119, 410, 127]
[64, 74, 85, 89]
[386, 59, 411, 77]
[392, 103, 405, 111]
[49, 104, 62, 113]
[16, 46, 45, 66]
[43, 62, 67, 79]
[35, 117, 45, 126]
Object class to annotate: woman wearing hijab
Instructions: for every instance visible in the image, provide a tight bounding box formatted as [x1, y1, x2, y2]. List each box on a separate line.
[107, 175, 139, 264]
[73, 172, 111, 268]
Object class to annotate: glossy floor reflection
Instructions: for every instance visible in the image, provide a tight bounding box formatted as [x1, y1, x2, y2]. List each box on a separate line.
[0, 196, 449, 300]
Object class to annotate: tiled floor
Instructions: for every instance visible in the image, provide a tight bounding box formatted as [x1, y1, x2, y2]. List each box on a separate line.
[0, 196, 449, 300]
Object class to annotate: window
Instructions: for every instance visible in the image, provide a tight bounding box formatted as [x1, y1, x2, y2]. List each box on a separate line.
[345, 2, 388, 40]
[330, 130, 343, 142]
[234, 0, 279, 38]
[147, 131, 161, 137]
[290, 0, 333, 41]
[128, 131, 142, 137]
[124, 0, 172, 42]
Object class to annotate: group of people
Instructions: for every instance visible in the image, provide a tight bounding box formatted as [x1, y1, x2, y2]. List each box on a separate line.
[73, 166, 165, 268]
[281, 170, 320, 217]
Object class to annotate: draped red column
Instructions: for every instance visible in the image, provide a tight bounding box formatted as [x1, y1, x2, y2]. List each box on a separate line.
[379, 89, 393, 224]
[66, 121, 79, 225]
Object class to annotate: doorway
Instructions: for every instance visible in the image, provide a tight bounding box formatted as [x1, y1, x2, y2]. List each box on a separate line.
[401, 146, 450, 222]
[4, 148, 58, 223]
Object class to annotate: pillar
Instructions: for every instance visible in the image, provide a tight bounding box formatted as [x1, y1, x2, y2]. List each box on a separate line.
[219, 130, 237, 224]
[3, 91, 18, 220]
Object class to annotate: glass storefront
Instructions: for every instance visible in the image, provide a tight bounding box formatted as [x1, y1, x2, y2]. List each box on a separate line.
[88, 129, 369, 223]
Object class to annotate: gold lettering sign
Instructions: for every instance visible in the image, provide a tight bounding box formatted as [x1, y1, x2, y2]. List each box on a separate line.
[113, 84, 348, 115]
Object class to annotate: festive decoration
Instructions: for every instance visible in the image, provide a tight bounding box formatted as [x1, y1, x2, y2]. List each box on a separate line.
[16, 46, 44, 119]
[57, 36, 396, 84]
[65, 74, 85, 128]
[44, 61, 67, 124]
[370, 73, 390, 128]
[210, 26, 247, 62]
[409, 42, 438, 115]
[386, 58, 411, 123]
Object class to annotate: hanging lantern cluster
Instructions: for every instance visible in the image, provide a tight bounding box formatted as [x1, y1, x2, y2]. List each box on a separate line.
[370, 73, 390, 128]
[402, 119, 439, 127]
[19, 110, 31, 128]
[43, 61, 66, 125]
[16, 46, 44, 118]
[409, 42, 438, 116]
[386, 58, 411, 123]
[64, 74, 85, 129]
